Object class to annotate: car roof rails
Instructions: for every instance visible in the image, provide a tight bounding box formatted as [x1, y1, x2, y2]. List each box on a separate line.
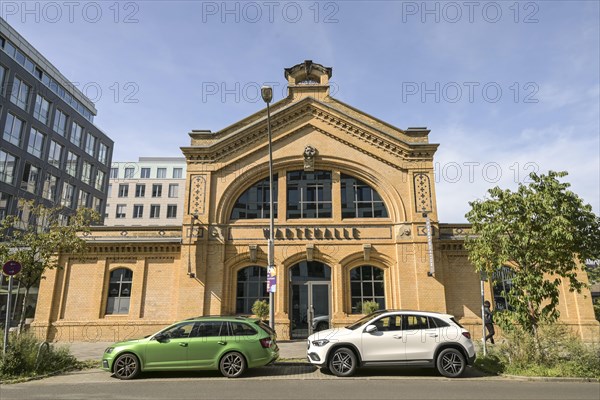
[184, 315, 253, 321]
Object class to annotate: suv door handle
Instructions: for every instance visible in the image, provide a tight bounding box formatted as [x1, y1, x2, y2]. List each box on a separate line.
[392, 335, 402, 339]
[427, 334, 438, 337]
[179, 343, 188, 347]
[218, 341, 227, 345]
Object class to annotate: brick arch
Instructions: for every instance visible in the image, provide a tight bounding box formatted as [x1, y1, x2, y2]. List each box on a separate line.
[342, 258, 391, 315]
[215, 161, 273, 225]
[223, 257, 268, 315]
[326, 157, 406, 223]
[214, 157, 407, 224]
[103, 267, 134, 316]
[281, 249, 338, 271]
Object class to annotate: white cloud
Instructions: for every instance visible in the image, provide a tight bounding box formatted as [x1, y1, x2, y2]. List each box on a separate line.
[435, 123, 599, 222]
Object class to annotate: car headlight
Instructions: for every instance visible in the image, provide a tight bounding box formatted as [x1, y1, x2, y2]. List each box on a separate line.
[311, 339, 330, 347]
[104, 347, 114, 354]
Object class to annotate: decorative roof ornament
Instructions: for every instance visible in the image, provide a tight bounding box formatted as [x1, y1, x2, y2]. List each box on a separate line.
[303, 145, 317, 171]
[284, 60, 332, 85]
[303, 60, 313, 79]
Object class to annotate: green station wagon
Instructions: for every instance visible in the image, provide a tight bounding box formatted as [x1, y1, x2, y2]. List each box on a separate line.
[102, 316, 279, 379]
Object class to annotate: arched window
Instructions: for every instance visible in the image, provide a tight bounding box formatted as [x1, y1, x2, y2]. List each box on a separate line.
[236, 266, 267, 314]
[287, 170, 332, 219]
[106, 268, 132, 315]
[341, 174, 388, 218]
[350, 265, 385, 313]
[230, 175, 278, 220]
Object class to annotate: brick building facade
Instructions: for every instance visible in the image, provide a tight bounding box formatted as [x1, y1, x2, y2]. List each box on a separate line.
[32, 61, 598, 342]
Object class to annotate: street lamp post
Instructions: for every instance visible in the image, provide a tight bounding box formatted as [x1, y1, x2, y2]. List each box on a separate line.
[261, 86, 275, 330]
[187, 213, 198, 278]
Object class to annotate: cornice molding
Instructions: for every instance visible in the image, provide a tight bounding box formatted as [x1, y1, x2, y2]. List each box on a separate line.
[181, 101, 438, 167]
[86, 244, 182, 254]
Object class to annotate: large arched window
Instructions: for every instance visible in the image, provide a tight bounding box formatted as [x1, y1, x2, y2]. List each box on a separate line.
[230, 175, 278, 220]
[236, 266, 268, 314]
[106, 268, 132, 315]
[350, 265, 385, 313]
[341, 174, 388, 218]
[287, 170, 332, 219]
[230, 170, 389, 220]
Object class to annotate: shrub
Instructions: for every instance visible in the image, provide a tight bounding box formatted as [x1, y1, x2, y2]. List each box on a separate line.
[356, 300, 380, 315]
[488, 323, 600, 378]
[251, 299, 269, 321]
[0, 330, 78, 379]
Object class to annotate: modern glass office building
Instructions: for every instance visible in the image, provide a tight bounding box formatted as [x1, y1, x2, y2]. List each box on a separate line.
[0, 18, 113, 222]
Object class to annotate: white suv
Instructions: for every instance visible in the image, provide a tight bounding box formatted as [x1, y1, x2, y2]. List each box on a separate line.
[306, 310, 476, 378]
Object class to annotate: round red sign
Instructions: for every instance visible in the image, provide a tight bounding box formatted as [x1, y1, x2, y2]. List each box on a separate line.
[2, 260, 22, 276]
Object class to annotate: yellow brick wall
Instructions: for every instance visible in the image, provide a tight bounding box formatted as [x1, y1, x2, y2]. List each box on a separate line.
[31, 64, 599, 343]
[139, 261, 179, 320]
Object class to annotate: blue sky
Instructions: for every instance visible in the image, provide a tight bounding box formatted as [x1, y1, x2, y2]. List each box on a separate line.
[2, 0, 598, 222]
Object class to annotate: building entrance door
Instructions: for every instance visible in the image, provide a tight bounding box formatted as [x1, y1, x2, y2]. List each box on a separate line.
[289, 261, 331, 339]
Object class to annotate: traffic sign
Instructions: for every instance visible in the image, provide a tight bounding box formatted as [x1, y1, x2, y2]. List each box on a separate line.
[2, 260, 22, 276]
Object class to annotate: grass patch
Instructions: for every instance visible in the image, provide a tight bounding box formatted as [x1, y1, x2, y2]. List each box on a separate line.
[77, 359, 102, 369]
[474, 323, 600, 379]
[474, 353, 504, 375]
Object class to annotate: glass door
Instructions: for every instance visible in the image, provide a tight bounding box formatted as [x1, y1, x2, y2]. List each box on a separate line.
[289, 261, 331, 339]
[309, 283, 330, 334]
[291, 283, 309, 338]
[290, 282, 330, 339]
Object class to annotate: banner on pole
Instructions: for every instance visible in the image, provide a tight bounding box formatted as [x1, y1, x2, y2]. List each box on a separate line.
[267, 266, 276, 293]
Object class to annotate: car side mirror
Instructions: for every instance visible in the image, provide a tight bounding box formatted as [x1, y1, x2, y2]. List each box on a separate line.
[154, 333, 167, 342]
[365, 324, 377, 334]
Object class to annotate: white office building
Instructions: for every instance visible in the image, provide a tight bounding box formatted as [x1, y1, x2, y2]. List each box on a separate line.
[105, 157, 186, 226]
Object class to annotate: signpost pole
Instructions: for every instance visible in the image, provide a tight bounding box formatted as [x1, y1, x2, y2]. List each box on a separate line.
[262, 86, 276, 330]
[3, 260, 22, 355]
[480, 274, 488, 356]
[3, 275, 14, 355]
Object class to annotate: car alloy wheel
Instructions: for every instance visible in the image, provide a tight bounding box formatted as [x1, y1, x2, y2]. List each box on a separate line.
[113, 353, 140, 380]
[220, 352, 247, 378]
[329, 347, 357, 377]
[436, 348, 466, 378]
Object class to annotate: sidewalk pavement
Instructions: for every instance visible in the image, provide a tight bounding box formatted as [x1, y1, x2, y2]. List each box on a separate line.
[64, 340, 308, 362]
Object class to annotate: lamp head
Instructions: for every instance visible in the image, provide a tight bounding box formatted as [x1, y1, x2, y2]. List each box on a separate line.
[261, 86, 273, 103]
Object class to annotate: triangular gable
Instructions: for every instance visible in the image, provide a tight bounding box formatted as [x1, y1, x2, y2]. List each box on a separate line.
[181, 96, 438, 168]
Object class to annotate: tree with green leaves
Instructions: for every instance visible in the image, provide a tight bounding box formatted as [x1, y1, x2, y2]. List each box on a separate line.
[0, 200, 99, 332]
[465, 171, 600, 338]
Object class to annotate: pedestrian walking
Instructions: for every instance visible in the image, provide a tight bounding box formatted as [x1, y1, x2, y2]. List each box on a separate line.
[484, 300, 495, 344]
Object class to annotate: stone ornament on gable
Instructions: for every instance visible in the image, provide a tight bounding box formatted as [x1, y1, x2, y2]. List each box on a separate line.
[304, 145, 317, 171]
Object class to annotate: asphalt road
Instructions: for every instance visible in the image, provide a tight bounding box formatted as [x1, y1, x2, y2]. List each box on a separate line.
[1, 367, 599, 400]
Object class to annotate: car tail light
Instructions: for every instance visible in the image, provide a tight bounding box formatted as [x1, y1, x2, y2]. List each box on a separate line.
[462, 332, 471, 340]
[259, 338, 272, 348]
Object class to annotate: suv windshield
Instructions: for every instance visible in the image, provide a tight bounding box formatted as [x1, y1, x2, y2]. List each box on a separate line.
[346, 311, 386, 330]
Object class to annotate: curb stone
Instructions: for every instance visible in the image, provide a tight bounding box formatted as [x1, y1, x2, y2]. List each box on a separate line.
[0, 366, 82, 385]
[500, 374, 600, 383]
[273, 361, 312, 366]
